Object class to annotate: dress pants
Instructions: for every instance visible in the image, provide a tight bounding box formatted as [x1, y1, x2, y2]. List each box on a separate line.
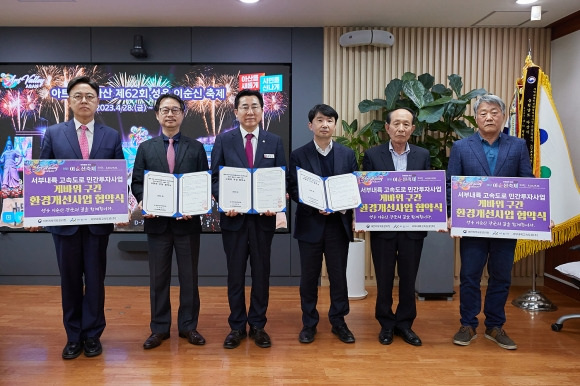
[459, 237, 517, 329]
[147, 230, 201, 333]
[221, 215, 274, 330]
[370, 232, 423, 330]
[298, 214, 350, 329]
[52, 225, 108, 342]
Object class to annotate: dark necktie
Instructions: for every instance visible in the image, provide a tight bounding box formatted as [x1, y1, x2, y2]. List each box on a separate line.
[167, 138, 175, 173]
[79, 125, 89, 160]
[245, 133, 254, 168]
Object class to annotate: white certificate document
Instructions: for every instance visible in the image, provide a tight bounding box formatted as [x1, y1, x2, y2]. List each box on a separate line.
[252, 167, 286, 213]
[218, 166, 252, 213]
[325, 173, 362, 211]
[297, 167, 327, 211]
[178, 171, 212, 216]
[143, 171, 178, 217]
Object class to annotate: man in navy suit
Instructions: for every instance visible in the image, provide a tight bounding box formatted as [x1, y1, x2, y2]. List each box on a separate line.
[211, 89, 286, 349]
[131, 94, 209, 350]
[447, 94, 533, 350]
[38, 76, 124, 359]
[362, 107, 430, 347]
[288, 104, 358, 344]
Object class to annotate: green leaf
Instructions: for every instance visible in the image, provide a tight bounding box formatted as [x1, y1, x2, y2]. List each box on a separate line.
[463, 115, 477, 127]
[341, 119, 357, 135]
[451, 120, 475, 138]
[459, 88, 487, 101]
[335, 136, 349, 146]
[384, 79, 403, 110]
[418, 73, 435, 90]
[402, 80, 426, 108]
[432, 84, 452, 96]
[424, 95, 453, 107]
[359, 99, 387, 113]
[418, 104, 445, 123]
[448, 74, 463, 97]
[401, 72, 417, 81]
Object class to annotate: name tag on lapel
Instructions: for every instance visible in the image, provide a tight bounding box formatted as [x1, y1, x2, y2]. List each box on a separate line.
[264, 154, 275, 159]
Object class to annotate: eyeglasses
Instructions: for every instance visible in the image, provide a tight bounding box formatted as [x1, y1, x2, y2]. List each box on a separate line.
[71, 94, 97, 102]
[238, 104, 262, 112]
[159, 107, 183, 115]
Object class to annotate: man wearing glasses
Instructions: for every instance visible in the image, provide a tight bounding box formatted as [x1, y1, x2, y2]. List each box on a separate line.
[131, 94, 209, 350]
[37, 76, 124, 359]
[211, 89, 287, 349]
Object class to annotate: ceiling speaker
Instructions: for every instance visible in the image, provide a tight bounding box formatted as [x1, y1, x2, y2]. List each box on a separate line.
[339, 30, 394, 48]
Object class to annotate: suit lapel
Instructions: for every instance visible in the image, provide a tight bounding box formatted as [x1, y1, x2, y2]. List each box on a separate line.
[380, 144, 395, 171]
[175, 136, 189, 173]
[64, 120, 83, 159]
[468, 135, 491, 175]
[90, 123, 105, 159]
[151, 137, 170, 172]
[494, 134, 511, 176]
[254, 129, 267, 167]
[232, 130, 248, 167]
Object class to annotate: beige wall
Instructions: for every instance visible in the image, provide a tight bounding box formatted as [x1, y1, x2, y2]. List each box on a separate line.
[321, 26, 551, 286]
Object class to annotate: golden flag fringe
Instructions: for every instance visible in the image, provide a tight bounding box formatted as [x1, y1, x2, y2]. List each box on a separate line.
[510, 56, 580, 262]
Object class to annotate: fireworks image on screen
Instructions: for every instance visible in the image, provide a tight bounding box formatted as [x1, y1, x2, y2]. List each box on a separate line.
[262, 92, 288, 131]
[0, 89, 39, 131]
[34, 65, 103, 122]
[107, 73, 172, 109]
[183, 69, 239, 137]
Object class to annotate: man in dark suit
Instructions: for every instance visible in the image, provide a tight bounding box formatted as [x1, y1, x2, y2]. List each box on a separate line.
[211, 89, 286, 349]
[447, 94, 533, 350]
[288, 104, 358, 344]
[38, 76, 124, 359]
[131, 94, 209, 350]
[362, 107, 430, 347]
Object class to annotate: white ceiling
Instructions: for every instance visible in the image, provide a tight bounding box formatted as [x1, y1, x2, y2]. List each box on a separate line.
[3, 0, 579, 28]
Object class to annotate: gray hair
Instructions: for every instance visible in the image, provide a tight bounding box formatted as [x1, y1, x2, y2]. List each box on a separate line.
[473, 94, 506, 115]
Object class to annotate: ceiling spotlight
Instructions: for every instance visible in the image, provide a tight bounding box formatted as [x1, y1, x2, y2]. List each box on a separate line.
[239, 0, 260, 3]
[515, 0, 538, 5]
[531, 5, 542, 21]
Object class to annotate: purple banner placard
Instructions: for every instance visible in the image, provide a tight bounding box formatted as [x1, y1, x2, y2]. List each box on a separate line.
[354, 170, 447, 231]
[23, 159, 128, 227]
[450, 176, 551, 240]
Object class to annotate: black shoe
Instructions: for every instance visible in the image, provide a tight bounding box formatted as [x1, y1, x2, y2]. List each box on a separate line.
[249, 325, 271, 348]
[378, 328, 394, 345]
[84, 337, 103, 357]
[298, 327, 317, 344]
[394, 327, 422, 346]
[179, 330, 206, 346]
[143, 332, 170, 349]
[62, 341, 83, 359]
[331, 324, 355, 343]
[223, 329, 247, 349]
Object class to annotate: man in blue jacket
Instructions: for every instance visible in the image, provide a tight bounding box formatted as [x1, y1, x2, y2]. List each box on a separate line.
[447, 94, 533, 350]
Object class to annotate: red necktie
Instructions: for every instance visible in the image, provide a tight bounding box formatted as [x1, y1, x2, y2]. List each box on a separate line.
[79, 125, 90, 160]
[167, 138, 175, 173]
[245, 133, 254, 168]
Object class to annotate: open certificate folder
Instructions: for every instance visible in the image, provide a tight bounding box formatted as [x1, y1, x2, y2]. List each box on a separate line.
[142, 170, 212, 217]
[218, 166, 286, 214]
[296, 167, 362, 212]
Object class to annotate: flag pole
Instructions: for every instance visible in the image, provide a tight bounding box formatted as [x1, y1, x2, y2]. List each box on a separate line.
[510, 46, 557, 311]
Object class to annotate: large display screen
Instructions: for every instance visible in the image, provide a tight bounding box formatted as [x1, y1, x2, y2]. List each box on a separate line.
[0, 64, 291, 232]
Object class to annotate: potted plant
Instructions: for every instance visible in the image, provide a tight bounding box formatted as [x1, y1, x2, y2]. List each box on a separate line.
[338, 72, 487, 298]
[349, 72, 487, 170]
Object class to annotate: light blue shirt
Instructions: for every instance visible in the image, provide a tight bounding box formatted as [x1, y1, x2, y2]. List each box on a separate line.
[389, 141, 410, 171]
